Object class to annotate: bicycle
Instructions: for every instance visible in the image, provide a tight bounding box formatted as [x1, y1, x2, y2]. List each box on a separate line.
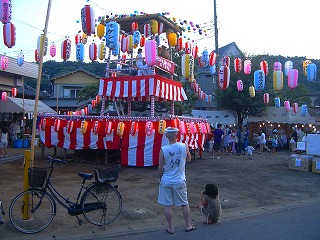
[9, 156, 122, 234]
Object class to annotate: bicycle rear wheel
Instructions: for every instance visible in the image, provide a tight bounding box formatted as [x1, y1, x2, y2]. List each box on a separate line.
[82, 184, 122, 226]
[9, 189, 55, 234]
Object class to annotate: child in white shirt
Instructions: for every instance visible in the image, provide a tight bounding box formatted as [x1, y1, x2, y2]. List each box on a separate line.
[245, 144, 255, 160]
[208, 139, 214, 158]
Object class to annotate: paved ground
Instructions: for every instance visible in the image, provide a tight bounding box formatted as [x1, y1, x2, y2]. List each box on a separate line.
[0, 146, 320, 239]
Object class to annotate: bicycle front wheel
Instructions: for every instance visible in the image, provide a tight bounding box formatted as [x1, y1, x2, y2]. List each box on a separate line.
[82, 184, 122, 226]
[9, 189, 55, 234]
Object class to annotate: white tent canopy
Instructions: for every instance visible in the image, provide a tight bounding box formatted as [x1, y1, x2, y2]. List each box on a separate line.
[0, 97, 56, 114]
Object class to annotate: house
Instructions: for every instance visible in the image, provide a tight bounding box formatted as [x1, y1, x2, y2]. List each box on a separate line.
[195, 42, 242, 110]
[41, 68, 101, 113]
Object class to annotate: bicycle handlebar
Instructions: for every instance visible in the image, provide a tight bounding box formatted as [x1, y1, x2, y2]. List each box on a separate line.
[47, 156, 67, 167]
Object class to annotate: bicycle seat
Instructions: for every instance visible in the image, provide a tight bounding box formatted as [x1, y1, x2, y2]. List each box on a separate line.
[78, 172, 93, 180]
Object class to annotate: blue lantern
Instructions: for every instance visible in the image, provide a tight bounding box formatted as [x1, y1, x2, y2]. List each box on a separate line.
[274, 97, 281, 108]
[254, 70, 265, 91]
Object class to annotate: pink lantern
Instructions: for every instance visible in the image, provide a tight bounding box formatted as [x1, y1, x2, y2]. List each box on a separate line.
[292, 102, 298, 113]
[273, 61, 282, 71]
[3, 22, 15, 48]
[237, 79, 243, 91]
[145, 39, 157, 66]
[61, 38, 71, 61]
[50, 42, 56, 57]
[0, 0, 12, 24]
[234, 58, 242, 73]
[75, 34, 81, 45]
[143, 23, 150, 38]
[273, 70, 283, 91]
[1, 55, 8, 70]
[218, 65, 230, 90]
[1, 92, 8, 101]
[287, 69, 298, 89]
[209, 52, 217, 66]
[243, 59, 252, 75]
[11, 87, 17, 97]
[81, 5, 95, 36]
[145, 121, 153, 136]
[16, 51, 24, 66]
[179, 120, 186, 134]
[89, 42, 97, 61]
[34, 49, 40, 62]
[191, 45, 198, 58]
[222, 56, 230, 67]
[260, 60, 269, 76]
[263, 93, 269, 105]
[284, 100, 290, 112]
[185, 41, 191, 54]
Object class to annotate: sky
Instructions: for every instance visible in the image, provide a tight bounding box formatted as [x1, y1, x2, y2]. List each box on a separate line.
[1, 0, 320, 63]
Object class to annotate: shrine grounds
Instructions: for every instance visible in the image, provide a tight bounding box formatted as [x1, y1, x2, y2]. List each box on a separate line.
[1, 146, 320, 239]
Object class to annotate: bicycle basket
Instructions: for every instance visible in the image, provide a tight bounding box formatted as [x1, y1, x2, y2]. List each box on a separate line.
[28, 167, 47, 188]
[94, 165, 121, 183]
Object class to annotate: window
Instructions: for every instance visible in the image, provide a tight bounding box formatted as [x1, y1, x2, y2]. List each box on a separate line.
[63, 88, 80, 98]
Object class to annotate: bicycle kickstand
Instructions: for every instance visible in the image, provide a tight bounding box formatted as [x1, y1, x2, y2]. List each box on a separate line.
[75, 215, 82, 225]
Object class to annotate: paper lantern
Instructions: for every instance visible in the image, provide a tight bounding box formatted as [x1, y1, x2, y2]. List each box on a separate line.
[186, 122, 193, 135]
[50, 42, 56, 57]
[306, 63, 317, 81]
[209, 52, 217, 66]
[274, 97, 281, 108]
[253, 70, 265, 91]
[120, 34, 128, 53]
[168, 32, 177, 47]
[140, 35, 145, 47]
[75, 34, 81, 45]
[54, 119, 61, 132]
[81, 5, 95, 36]
[301, 104, 308, 116]
[303, 60, 311, 76]
[158, 120, 166, 134]
[176, 37, 183, 52]
[34, 49, 40, 62]
[234, 58, 242, 73]
[284, 100, 291, 112]
[179, 120, 186, 134]
[273, 61, 282, 71]
[273, 70, 283, 91]
[201, 48, 209, 63]
[260, 60, 269, 76]
[89, 42, 97, 61]
[11, 87, 17, 97]
[172, 118, 179, 129]
[127, 34, 133, 50]
[145, 39, 157, 66]
[237, 79, 243, 91]
[209, 65, 216, 75]
[222, 56, 230, 67]
[263, 93, 269, 104]
[96, 23, 105, 39]
[105, 21, 120, 50]
[66, 120, 74, 134]
[61, 38, 71, 61]
[158, 22, 164, 34]
[143, 23, 150, 38]
[1, 55, 8, 70]
[292, 102, 298, 113]
[116, 122, 125, 137]
[131, 22, 138, 33]
[98, 41, 105, 60]
[243, 59, 252, 75]
[0, 0, 12, 24]
[82, 33, 88, 44]
[183, 42, 191, 55]
[133, 30, 141, 48]
[191, 45, 198, 58]
[91, 120, 100, 135]
[80, 120, 88, 134]
[1, 92, 7, 101]
[287, 69, 298, 89]
[3, 22, 15, 48]
[37, 34, 48, 56]
[16, 51, 24, 66]
[95, 95, 101, 104]
[91, 99, 96, 108]
[181, 54, 194, 81]
[149, 19, 158, 35]
[284, 60, 293, 76]
[40, 118, 46, 131]
[105, 121, 113, 135]
[129, 121, 138, 136]
[249, 86, 255, 97]
[76, 43, 85, 62]
[198, 122, 207, 134]
[218, 65, 230, 90]
[145, 121, 153, 136]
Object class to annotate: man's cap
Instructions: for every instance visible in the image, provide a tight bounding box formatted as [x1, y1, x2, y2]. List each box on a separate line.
[165, 127, 179, 133]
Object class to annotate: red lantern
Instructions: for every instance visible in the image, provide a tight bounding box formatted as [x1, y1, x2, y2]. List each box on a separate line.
[75, 34, 81, 45]
[209, 52, 217, 66]
[263, 93, 269, 104]
[1, 92, 7, 102]
[130, 122, 138, 136]
[3, 22, 15, 48]
[158, 22, 164, 34]
[95, 95, 101, 104]
[11, 87, 17, 97]
[218, 66, 230, 90]
[54, 119, 61, 132]
[92, 120, 100, 135]
[34, 49, 40, 62]
[81, 5, 95, 36]
[1, 55, 8, 70]
[179, 120, 186, 135]
[292, 102, 298, 113]
[143, 23, 150, 38]
[66, 120, 74, 134]
[222, 56, 230, 67]
[132, 22, 138, 33]
[234, 58, 242, 73]
[191, 45, 198, 58]
[91, 99, 97, 108]
[61, 38, 71, 61]
[184, 41, 191, 54]
[89, 42, 97, 61]
[105, 121, 112, 135]
[140, 35, 145, 47]
[260, 60, 269, 76]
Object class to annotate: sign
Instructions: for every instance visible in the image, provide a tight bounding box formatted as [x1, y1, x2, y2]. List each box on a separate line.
[156, 56, 175, 74]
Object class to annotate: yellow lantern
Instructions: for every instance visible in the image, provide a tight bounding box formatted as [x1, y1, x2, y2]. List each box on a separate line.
[158, 120, 166, 134]
[303, 60, 312, 77]
[96, 23, 105, 40]
[149, 19, 158, 35]
[249, 86, 255, 97]
[127, 34, 133, 50]
[181, 54, 194, 82]
[117, 122, 125, 137]
[82, 33, 88, 44]
[168, 32, 177, 47]
[273, 70, 283, 91]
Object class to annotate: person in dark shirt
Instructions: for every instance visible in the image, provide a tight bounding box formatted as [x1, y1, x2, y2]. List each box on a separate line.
[213, 124, 224, 159]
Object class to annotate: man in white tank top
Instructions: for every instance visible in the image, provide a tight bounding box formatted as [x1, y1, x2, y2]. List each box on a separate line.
[157, 127, 195, 234]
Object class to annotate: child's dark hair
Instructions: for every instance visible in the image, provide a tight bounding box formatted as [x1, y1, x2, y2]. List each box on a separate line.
[204, 184, 219, 198]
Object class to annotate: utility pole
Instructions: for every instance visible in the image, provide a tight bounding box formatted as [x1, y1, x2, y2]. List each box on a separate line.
[213, 0, 219, 57]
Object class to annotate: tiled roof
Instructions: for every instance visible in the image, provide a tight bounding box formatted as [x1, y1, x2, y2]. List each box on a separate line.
[0, 55, 38, 79]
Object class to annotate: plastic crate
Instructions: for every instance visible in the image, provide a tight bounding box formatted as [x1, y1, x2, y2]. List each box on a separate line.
[28, 167, 47, 188]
